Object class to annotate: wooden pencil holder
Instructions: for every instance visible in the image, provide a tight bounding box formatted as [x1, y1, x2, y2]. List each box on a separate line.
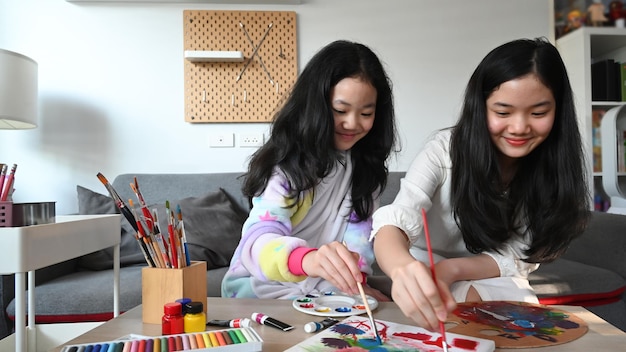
[141, 260, 208, 324]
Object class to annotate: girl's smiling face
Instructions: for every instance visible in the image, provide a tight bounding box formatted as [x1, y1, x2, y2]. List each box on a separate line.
[486, 73, 555, 165]
[331, 77, 377, 151]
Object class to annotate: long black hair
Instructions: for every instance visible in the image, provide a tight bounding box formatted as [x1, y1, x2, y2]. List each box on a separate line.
[242, 40, 398, 221]
[450, 37, 590, 263]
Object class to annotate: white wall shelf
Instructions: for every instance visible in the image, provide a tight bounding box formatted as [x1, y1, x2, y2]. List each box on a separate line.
[184, 50, 244, 63]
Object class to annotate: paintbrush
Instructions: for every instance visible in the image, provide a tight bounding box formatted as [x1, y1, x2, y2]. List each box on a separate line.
[128, 199, 157, 268]
[343, 242, 382, 344]
[96, 172, 139, 232]
[176, 204, 191, 267]
[356, 279, 382, 344]
[421, 208, 449, 352]
[165, 200, 179, 268]
[150, 207, 172, 269]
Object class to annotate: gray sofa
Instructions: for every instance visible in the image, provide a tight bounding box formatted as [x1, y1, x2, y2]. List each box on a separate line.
[1, 172, 625, 339]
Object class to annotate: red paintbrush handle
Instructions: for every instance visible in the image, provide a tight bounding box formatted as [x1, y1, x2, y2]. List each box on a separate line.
[168, 224, 178, 269]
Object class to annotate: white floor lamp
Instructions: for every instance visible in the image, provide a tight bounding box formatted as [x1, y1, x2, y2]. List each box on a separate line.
[0, 48, 38, 130]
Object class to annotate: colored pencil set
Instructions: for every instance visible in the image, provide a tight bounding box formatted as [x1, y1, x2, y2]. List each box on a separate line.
[0, 163, 17, 201]
[97, 172, 191, 269]
[60, 328, 263, 352]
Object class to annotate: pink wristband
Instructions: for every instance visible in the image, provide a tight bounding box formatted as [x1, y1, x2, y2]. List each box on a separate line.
[288, 247, 317, 276]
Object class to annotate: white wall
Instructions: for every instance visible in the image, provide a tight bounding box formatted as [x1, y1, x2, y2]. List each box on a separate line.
[0, 0, 552, 214]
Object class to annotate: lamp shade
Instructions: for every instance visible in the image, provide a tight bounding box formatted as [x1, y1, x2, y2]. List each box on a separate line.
[0, 49, 38, 129]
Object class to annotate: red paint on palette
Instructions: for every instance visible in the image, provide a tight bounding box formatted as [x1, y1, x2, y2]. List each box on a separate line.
[395, 328, 480, 350]
[393, 331, 433, 341]
[453, 337, 478, 350]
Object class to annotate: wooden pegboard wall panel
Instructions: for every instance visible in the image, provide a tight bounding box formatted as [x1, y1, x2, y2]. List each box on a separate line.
[184, 10, 297, 123]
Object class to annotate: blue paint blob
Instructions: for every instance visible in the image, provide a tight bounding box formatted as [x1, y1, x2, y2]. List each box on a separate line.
[555, 319, 580, 329]
[536, 320, 555, 329]
[513, 319, 535, 328]
[335, 306, 351, 313]
[359, 338, 384, 348]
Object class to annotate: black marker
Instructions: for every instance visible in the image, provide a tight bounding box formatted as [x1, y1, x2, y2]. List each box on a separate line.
[206, 318, 251, 328]
[304, 317, 339, 333]
[251, 312, 294, 331]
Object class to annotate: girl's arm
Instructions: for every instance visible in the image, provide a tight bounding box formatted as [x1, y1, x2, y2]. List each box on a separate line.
[373, 225, 456, 331]
[236, 173, 310, 283]
[434, 254, 500, 285]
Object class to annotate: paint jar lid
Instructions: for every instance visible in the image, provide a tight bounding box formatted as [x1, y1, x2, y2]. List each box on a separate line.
[185, 301, 204, 314]
[163, 302, 182, 315]
[176, 298, 191, 305]
[176, 298, 192, 313]
[304, 321, 321, 333]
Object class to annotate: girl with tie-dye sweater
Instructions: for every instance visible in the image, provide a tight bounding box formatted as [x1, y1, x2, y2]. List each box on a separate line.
[221, 40, 398, 300]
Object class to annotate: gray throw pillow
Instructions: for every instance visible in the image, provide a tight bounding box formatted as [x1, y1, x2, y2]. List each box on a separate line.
[76, 185, 246, 271]
[76, 185, 146, 270]
[151, 189, 247, 269]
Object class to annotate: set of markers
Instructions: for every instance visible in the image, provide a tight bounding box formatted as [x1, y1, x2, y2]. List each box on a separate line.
[0, 163, 17, 201]
[97, 172, 191, 269]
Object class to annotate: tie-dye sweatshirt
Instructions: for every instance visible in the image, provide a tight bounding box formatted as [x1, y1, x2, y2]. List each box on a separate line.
[221, 153, 376, 299]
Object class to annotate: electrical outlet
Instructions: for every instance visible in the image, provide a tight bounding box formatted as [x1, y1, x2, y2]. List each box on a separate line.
[240, 133, 264, 147]
[209, 133, 234, 147]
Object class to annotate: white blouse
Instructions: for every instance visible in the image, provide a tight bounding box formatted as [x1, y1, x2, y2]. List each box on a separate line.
[371, 129, 539, 280]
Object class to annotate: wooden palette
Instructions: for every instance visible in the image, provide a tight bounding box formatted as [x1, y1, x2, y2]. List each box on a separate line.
[446, 301, 588, 349]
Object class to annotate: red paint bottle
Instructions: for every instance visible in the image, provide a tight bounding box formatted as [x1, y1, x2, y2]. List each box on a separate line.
[162, 302, 184, 335]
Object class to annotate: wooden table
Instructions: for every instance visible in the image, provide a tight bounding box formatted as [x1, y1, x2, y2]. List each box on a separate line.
[50, 297, 626, 351]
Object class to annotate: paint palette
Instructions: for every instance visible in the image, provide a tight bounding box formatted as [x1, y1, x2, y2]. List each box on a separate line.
[292, 292, 379, 317]
[448, 301, 588, 348]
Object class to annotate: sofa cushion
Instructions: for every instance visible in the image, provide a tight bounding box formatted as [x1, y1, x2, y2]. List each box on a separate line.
[76, 186, 247, 271]
[7, 265, 145, 323]
[530, 258, 626, 306]
[151, 188, 248, 269]
[76, 185, 147, 270]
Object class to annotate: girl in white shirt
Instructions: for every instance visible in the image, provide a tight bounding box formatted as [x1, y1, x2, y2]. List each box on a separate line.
[371, 37, 590, 331]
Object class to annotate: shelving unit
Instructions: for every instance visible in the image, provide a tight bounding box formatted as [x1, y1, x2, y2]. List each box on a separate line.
[0, 215, 120, 352]
[556, 27, 626, 210]
[601, 105, 626, 214]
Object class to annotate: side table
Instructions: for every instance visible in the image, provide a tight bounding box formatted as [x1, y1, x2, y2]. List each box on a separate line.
[0, 214, 121, 352]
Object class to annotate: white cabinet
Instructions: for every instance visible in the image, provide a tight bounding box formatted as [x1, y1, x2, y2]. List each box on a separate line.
[556, 27, 626, 210]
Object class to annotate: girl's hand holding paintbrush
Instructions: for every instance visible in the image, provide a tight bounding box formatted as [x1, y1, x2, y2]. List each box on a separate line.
[301, 241, 389, 302]
[385, 258, 456, 331]
[373, 225, 457, 332]
[301, 241, 363, 295]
